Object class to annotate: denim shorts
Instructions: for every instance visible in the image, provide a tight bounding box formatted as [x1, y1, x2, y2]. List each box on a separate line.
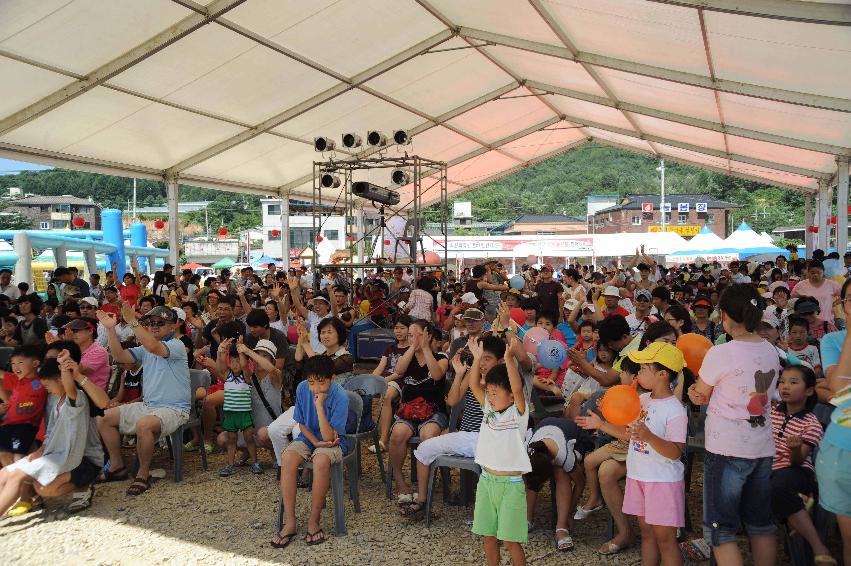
[393, 412, 448, 436]
[703, 452, 776, 546]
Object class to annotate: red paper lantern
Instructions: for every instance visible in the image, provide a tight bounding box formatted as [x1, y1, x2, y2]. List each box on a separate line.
[347, 235, 356, 242]
[271, 229, 280, 237]
[72, 216, 85, 228]
[154, 219, 165, 230]
[316, 235, 324, 243]
[847, 205, 851, 215]
[383, 239, 391, 245]
[830, 215, 837, 225]
[811, 226, 819, 233]
[218, 227, 228, 236]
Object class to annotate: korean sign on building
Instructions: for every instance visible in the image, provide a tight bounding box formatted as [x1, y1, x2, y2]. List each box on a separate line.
[648, 225, 701, 236]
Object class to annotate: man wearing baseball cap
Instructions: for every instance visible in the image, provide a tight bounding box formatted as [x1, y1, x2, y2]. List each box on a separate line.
[95, 304, 190, 495]
[602, 286, 630, 319]
[625, 289, 654, 334]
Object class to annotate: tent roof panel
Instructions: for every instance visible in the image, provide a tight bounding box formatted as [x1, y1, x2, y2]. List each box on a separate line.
[585, 128, 655, 154]
[365, 38, 512, 116]
[223, 0, 339, 41]
[480, 46, 607, 97]
[549, 96, 636, 132]
[0, 0, 188, 75]
[725, 158, 818, 191]
[424, 0, 562, 46]
[705, 12, 851, 100]
[445, 89, 555, 145]
[272, 89, 423, 142]
[500, 127, 588, 162]
[446, 150, 519, 187]
[718, 92, 851, 149]
[725, 135, 836, 174]
[629, 114, 727, 152]
[540, 0, 708, 74]
[398, 125, 482, 163]
[593, 67, 722, 122]
[0, 57, 75, 118]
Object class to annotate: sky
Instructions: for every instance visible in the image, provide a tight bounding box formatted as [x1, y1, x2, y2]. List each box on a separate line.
[0, 158, 51, 175]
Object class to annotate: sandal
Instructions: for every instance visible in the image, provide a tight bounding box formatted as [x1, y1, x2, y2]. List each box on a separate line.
[598, 540, 631, 555]
[305, 529, 326, 546]
[555, 528, 574, 551]
[126, 476, 151, 496]
[399, 501, 426, 519]
[68, 485, 95, 513]
[573, 503, 604, 520]
[97, 466, 128, 483]
[271, 530, 298, 549]
[814, 556, 838, 565]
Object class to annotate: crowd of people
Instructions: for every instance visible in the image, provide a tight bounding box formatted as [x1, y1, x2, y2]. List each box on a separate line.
[0, 248, 849, 566]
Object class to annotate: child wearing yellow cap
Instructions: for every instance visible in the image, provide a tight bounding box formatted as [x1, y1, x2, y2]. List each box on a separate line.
[623, 342, 688, 566]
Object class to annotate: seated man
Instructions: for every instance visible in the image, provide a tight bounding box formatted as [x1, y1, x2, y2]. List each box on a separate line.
[96, 305, 190, 496]
[273, 355, 349, 548]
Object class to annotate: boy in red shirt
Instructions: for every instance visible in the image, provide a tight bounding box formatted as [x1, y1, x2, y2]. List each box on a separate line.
[0, 345, 47, 466]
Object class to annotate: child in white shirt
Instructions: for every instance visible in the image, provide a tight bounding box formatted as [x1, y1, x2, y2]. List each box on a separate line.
[468, 333, 530, 566]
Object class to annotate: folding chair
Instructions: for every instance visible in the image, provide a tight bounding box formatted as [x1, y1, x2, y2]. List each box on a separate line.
[342, 374, 388, 480]
[164, 369, 210, 482]
[276, 391, 362, 536]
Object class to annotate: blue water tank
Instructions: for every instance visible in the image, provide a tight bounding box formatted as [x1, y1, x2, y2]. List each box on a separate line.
[101, 209, 125, 279]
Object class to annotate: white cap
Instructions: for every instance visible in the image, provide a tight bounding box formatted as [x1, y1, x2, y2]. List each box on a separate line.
[563, 298, 579, 312]
[461, 292, 479, 305]
[602, 285, 621, 298]
[172, 307, 186, 322]
[254, 339, 277, 358]
[79, 297, 98, 307]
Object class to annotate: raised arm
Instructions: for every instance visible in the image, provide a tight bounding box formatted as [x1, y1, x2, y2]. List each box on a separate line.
[506, 352, 525, 416]
[467, 337, 486, 406]
[95, 310, 135, 364]
[421, 344, 448, 381]
[121, 304, 169, 358]
[447, 353, 470, 407]
[236, 287, 251, 316]
[287, 277, 309, 319]
[392, 335, 420, 378]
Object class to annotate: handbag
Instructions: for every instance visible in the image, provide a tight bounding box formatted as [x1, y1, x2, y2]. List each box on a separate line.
[395, 396, 437, 422]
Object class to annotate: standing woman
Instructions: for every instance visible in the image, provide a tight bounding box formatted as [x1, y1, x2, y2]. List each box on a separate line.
[13, 294, 48, 346]
[815, 278, 851, 566]
[689, 284, 781, 566]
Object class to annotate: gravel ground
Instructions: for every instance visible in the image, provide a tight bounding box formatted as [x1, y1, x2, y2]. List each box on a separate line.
[0, 440, 719, 566]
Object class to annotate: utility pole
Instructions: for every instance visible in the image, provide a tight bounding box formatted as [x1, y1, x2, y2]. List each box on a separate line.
[205, 206, 209, 239]
[132, 178, 137, 220]
[657, 159, 666, 231]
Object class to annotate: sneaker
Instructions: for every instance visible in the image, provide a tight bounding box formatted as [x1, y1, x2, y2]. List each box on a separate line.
[184, 440, 201, 452]
[249, 462, 263, 475]
[219, 465, 237, 477]
[6, 499, 33, 517]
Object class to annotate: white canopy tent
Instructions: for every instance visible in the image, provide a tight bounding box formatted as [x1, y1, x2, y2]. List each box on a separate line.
[1, 0, 850, 268]
[683, 226, 726, 251]
[723, 221, 775, 248]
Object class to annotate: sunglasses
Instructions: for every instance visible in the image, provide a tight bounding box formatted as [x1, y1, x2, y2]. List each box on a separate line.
[70, 327, 91, 333]
[80, 305, 96, 310]
[141, 320, 169, 328]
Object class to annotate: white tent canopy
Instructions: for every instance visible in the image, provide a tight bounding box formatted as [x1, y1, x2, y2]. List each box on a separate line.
[593, 231, 688, 257]
[1, 1, 850, 268]
[723, 221, 775, 248]
[683, 226, 726, 251]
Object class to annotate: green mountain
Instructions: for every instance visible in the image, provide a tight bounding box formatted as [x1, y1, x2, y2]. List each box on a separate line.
[0, 143, 806, 239]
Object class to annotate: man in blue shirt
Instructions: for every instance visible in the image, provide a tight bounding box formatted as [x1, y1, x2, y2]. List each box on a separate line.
[96, 305, 190, 496]
[274, 355, 349, 548]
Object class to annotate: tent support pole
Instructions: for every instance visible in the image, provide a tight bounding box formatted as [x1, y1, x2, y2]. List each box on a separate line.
[804, 194, 814, 257]
[817, 180, 829, 251]
[166, 178, 179, 269]
[836, 157, 849, 254]
[280, 194, 290, 269]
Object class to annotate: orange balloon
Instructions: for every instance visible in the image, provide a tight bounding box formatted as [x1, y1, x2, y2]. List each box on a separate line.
[676, 333, 713, 375]
[600, 384, 641, 426]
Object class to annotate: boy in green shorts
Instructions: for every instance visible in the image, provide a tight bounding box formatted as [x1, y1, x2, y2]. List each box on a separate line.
[468, 332, 531, 566]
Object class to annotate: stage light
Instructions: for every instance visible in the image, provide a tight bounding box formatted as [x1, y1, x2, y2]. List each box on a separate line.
[390, 168, 410, 185]
[352, 181, 400, 206]
[320, 173, 341, 188]
[342, 133, 362, 148]
[314, 136, 335, 152]
[393, 129, 411, 145]
[366, 130, 387, 147]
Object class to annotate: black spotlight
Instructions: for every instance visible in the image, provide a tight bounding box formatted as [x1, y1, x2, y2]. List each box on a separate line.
[352, 182, 400, 206]
[314, 136, 335, 152]
[393, 129, 410, 145]
[342, 133, 362, 148]
[366, 130, 387, 147]
[390, 168, 410, 185]
[320, 173, 341, 188]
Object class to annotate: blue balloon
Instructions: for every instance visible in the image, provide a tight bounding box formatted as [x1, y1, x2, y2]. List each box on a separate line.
[509, 275, 525, 290]
[536, 339, 567, 370]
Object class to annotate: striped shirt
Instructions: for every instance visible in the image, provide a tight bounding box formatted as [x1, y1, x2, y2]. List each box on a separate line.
[223, 371, 252, 412]
[771, 405, 823, 471]
[459, 388, 484, 433]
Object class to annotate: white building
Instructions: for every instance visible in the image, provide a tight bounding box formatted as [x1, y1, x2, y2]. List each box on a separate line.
[260, 199, 348, 260]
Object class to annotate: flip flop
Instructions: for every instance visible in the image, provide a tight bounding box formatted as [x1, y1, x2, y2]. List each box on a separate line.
[126, 476, 151, 496]
[305, 529, 327, 546]
[573, 503, 604, 520]
[399, 501, 425, 519]
[271, 530, 297, 549]
[555, 528, 574, 551]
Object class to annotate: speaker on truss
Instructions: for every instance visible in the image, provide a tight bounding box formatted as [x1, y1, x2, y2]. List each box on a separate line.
[352, 181, 400, 206]
[390, 168, 410, 185]
[342, 133, 362, 148]
[393, 129, 411, 145]
[366, 131, 387, 147]
[320, 173, 341, 188]
[314, 136, 335, 152]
